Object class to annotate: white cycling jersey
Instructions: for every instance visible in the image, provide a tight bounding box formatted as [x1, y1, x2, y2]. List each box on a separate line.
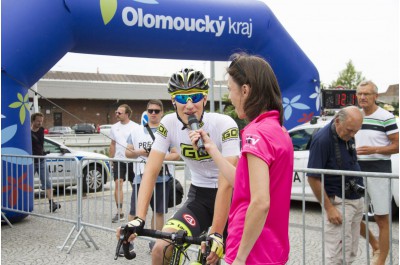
[152, 112, 240, 188]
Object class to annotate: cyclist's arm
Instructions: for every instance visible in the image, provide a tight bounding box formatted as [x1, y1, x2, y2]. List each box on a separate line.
[135, 149, 165, 219]
[235, 154, 269, 263]
[210, 155, 237, 234]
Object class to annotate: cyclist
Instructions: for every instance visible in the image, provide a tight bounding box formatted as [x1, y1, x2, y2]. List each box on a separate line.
[117, 68, 240, 265]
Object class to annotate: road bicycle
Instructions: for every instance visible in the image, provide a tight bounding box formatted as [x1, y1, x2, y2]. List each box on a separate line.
[115, 225, 215, 265]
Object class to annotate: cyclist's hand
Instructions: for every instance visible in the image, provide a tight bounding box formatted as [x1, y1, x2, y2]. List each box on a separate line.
[126, 216, 145, 241]
[206, 232, 224, 264]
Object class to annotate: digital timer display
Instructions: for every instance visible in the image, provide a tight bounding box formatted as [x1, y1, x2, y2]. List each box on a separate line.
[321, 89, 358, 109]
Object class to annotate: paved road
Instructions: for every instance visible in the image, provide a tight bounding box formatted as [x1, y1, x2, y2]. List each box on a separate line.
[2, 172, 399, 265]
[2, 200, 398, 265]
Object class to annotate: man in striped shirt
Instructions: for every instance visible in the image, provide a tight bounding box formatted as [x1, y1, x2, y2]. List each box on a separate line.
[355, 80, 399, 265]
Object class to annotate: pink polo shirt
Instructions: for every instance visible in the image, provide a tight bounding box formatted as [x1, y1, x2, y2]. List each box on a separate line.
[225, 111, 294, 265]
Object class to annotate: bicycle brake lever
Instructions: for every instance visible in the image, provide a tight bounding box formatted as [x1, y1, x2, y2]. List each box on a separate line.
[114, 234, 124, 260]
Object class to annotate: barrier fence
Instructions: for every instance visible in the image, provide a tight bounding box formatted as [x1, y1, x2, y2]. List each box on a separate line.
[1, 154, 399, 264]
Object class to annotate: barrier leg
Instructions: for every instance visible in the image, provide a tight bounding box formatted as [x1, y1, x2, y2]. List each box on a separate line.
[1, 211, 13, 228]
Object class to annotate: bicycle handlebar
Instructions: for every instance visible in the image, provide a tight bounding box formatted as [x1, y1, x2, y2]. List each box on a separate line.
[140, 228, 206, 245]
[115, 226, 207, 261]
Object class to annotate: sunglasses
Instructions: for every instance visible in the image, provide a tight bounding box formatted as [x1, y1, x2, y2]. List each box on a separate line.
[173, 93, 205, 104]
[147, 109, 161, 114]
[115, 111, 124, 115]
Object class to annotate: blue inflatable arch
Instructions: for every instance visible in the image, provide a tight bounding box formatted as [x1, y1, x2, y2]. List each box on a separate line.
[2, 0, 319, 222]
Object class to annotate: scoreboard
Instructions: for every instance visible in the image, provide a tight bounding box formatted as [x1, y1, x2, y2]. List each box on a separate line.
[321, 89, 358, 109]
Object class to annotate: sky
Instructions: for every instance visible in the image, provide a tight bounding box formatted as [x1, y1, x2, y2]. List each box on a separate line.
[51, 0, 399, 93]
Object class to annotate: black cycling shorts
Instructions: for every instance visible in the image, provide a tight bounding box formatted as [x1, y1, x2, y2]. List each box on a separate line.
[113, 161, 135, 182]
[165, 184, 227, 239]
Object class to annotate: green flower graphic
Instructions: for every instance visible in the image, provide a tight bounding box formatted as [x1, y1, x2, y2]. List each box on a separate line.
[100, 0, 117, 25]
[9, 93, 30, 124]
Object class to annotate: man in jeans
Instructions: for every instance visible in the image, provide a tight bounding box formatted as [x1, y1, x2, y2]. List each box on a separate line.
[110, 104, 139, 223]
[355, 80, 399, 265]
[308, 106, 364, 264]
[31, 112, 61, 212]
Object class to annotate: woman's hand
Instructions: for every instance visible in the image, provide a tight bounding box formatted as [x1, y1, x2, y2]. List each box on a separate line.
[189, 129, 217, 155]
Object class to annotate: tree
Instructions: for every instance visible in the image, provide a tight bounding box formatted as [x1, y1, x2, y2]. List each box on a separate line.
[330, 60, 365, 89]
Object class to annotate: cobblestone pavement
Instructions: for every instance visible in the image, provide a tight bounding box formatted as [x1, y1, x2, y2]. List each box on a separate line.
[2, 174, 399, 265]
[2, 201, 398, 265]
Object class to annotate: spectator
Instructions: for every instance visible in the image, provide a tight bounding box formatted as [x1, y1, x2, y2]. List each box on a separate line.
[110, 104, 139, 223]
[124, 99, 179, 254]
[355, 80, 399, 265]
[31, 112, 61, 213]
[307, 106, 364, 265]
[117, 68, 240, 265]
[190, 53, 293, 264]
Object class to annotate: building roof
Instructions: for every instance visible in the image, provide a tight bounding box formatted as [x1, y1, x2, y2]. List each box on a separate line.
[378, 84, 399, 104]
[36, 71, 228, 101]
[43, 71, 170, 84]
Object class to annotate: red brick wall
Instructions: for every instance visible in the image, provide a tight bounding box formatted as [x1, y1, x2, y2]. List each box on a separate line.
[38, 99, 175, 129]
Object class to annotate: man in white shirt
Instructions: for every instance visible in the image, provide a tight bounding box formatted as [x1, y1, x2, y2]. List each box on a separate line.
[110, 104, 139, 223]
[355, 80, 399, 265]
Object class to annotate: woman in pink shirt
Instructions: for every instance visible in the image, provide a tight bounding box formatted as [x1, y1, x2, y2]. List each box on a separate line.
[190, 53, 294, 264]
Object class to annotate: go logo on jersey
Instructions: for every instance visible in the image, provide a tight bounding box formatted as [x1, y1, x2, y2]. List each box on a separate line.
[156, 124, 168, 138]
[222, 128, 239, 142]
[180, 144, 210, 160]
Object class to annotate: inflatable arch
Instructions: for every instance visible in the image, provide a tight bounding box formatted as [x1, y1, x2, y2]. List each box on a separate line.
[1, 0, 319, 222]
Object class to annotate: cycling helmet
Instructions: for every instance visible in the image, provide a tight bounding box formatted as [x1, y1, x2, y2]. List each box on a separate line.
[168, 68, 209, 95]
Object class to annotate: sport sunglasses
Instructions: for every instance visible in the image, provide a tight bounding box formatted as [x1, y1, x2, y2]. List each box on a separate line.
[173, 93, 205, 104]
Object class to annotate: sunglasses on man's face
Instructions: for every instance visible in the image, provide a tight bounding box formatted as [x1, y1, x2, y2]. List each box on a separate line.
[173, 93, 205, 104]
[115, 111, 124, 115]
[147, 109, 161, 114]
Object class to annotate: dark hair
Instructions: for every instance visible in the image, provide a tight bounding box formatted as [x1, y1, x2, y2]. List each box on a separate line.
[227, 53, 283, 125]
[119, 104, 132, 118]
[31, 112, 44, 122]
[147, 99, 163, 111]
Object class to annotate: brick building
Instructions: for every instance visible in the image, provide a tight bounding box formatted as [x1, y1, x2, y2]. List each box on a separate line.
[31, 71, 228, 129]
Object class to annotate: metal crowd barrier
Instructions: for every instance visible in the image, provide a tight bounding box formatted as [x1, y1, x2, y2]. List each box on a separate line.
[1, 154, 399, 264]
[295, 168, 398, 265]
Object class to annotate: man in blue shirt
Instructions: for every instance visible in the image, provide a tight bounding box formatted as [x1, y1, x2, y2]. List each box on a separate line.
[307, 106, 364, 265]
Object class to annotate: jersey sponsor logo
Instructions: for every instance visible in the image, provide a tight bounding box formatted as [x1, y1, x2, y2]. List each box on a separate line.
[244, 134, 260, 146]
[183, 214, 196, 227]
[180, 143, 211, 160]
[222, 128, 239, 142]
[156, 124, 168, 138]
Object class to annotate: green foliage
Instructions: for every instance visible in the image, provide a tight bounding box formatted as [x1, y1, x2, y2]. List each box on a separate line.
[392, 102, 399, 116]
[221, 94, 249, 130]
[330, 60, 365, 89]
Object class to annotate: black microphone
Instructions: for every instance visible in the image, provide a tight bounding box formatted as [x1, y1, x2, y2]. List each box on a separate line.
[188, 114, 207, 156]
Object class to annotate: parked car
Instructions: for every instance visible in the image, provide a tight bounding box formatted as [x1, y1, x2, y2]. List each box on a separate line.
[99, 124, 112, 137]
[48, 126, 74, 135]
[72, 123, 96, 134]
[34, 137, 111, 192]
[289, 115, 399, 211]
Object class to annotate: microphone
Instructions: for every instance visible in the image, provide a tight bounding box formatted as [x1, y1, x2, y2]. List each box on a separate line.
[188, 114, 207, 156]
